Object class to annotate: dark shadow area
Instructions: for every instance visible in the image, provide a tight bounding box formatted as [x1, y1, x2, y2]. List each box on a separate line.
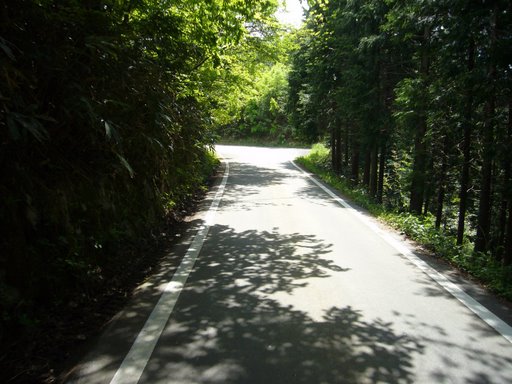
[395, 257, 512, 382]
[220, 162, 297, 212]
[63, 216, 214, 384]
[222, 162, 288, 194]
[423, 330, 512, 383]
[222, 160, 346, 212]
[405, 245, 512, 346]
[294, 182, 345, 208]
[282, 161, 349, 207]
[284, 160, 512, 383]
[227, 162, 289, 189]
[69, 154, 512, 384]
[410, 247, 512, 327]
[138, 225, 423, 384]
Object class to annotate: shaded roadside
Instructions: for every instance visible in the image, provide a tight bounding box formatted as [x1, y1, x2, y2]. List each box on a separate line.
[0, 168, 224, 384]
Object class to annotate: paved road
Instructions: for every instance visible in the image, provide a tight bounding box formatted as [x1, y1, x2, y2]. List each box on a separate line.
[71, 145, 512, 384]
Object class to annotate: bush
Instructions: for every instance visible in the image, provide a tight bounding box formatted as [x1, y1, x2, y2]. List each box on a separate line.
[0, 1, 220, 344]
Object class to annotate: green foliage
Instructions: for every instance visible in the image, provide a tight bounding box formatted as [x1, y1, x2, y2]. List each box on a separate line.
[0, 0, 273, 348]
[212, 23, 302, 145]
[292, 0, 512, 287]
[384, 211, 512, 299]
[305, 143, 331, 168]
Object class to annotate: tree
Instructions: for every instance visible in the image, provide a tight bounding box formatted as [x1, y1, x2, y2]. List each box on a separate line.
[0, 0, 280, 366]
[292, 0, 512, 264]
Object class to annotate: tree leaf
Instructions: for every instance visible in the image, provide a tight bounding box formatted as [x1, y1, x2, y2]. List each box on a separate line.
[105, 120, 112, 139]
[0, 37, 15, 61]
[116, 153, 135, 178]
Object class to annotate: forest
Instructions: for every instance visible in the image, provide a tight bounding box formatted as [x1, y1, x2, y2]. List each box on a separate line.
[1, 0, 512, 382]
[289, 0, 512, 300]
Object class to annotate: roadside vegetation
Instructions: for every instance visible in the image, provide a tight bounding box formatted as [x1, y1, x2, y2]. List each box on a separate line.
[0, 0, 279, 382]
[213, 33, 305, 146]
[288, 0, 512, 272]
[289, 1, 512, 300]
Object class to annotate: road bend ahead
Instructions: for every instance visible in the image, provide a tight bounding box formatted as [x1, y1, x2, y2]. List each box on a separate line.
[71, 145, 512, 384]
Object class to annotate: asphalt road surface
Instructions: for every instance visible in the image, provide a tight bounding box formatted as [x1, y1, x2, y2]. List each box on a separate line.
[70, 145, 512, 384]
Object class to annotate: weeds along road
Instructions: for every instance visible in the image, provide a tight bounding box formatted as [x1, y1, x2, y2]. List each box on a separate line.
[70, 145, 512, 384]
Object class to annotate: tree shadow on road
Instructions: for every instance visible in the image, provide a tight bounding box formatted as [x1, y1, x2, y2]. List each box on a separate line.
[139, 224, 423, 384]
[220, 162, 292, 212]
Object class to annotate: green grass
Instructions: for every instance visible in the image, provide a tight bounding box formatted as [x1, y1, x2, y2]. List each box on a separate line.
[296, 144, 512, 301]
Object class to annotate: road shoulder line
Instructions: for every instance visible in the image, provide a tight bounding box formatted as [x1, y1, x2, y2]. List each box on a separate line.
[291, 160, 512, 344]
[109, 161, 230, 384]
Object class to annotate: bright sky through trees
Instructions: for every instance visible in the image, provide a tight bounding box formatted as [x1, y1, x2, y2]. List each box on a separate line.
[276, 0, 307, 28]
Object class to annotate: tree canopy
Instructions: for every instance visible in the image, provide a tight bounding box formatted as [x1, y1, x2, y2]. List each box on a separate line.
[291, 0, 512, 267]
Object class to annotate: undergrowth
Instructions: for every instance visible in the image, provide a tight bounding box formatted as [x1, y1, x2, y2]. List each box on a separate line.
[296, 144, 512, 302]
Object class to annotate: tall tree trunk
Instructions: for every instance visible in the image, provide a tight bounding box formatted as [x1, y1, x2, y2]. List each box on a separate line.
[331, 124, 340, 174]
[363, 148, 371, 188]
[331, 122, 343, 175]
[498, 100, 512, 258]
[409, 119, 427, 214]
[506, 202, 512, 265]
[503, 100, 512, 265]
[435, 136, 449, 229]
[330, 124, 336, 170]
[377, 56, 391, 206]
[474, 102, 494, 253]
[457, 38, 475, 245]
[351, 133, 360, 184]
[498, 199, 507, 257]
[409, 25, 430, 215]
[423, 156, 435, 216]
[370, 144, 379, 198]
[344, 127, 350, 169]
[377, 143, 386, 204]
[336, 124, 342, 174]
[475, 4, 498, 253]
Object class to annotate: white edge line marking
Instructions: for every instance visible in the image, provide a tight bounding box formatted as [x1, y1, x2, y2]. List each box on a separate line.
[110, 160, 230, 384]
[291, 160, 512, 344]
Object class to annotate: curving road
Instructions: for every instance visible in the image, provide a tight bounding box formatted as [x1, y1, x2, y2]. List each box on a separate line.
[71, 145, 512, 384]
